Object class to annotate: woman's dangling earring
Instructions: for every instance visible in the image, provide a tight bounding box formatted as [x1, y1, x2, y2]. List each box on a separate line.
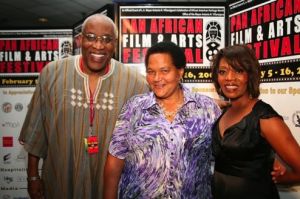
[218, 88, 223, 95]
[180, 77, 184, 84]
[227, 98, 232, 107]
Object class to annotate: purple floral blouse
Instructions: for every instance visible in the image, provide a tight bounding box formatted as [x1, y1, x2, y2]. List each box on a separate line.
[109, 85, 221, 199]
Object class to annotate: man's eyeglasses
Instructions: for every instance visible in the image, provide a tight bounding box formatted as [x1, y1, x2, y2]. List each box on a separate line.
[82, 33, 114, 44]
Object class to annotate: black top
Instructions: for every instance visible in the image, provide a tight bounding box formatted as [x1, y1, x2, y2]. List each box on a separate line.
[212, 100, 282, 199]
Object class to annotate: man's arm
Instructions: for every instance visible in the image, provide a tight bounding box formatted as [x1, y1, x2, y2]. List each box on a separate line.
[27, 153, 44, 199]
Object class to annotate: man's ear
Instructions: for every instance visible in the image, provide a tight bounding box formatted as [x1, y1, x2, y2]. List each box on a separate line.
[75, 34, 82, 48]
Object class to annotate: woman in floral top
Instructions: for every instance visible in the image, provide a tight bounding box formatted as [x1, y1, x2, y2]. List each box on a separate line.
[104, 41, 221, 199]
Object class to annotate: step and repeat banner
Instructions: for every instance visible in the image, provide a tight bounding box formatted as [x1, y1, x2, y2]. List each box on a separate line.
[118, 3, 226, 78]
[0, 29, 73, 198]
[118, 3, 226, 101]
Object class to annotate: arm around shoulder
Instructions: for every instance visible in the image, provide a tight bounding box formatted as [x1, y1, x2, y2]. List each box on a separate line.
[213, 98, 231, 109]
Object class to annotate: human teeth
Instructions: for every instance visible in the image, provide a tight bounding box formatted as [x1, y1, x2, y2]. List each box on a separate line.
[92, 54, 104, 58]
[226, 85, 237, 89]
[155, 85, 164, 88]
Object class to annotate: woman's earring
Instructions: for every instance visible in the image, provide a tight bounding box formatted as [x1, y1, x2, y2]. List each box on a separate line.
[218, 88, 223, 95]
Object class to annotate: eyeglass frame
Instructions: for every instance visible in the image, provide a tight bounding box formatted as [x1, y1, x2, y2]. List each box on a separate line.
[81, 32, 115, 44]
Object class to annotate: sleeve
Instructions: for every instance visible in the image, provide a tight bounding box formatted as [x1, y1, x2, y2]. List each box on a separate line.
[108, 97, 135, 160]
[202, 95, 222, 123]
[255, 100, 283, 120]
[18, 67, 49, 158]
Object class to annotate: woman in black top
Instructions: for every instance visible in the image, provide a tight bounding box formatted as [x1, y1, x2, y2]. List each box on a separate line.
[211, 45, 300, 199]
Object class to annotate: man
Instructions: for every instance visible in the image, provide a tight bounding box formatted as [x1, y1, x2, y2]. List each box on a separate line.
[19, 14, 148, 199]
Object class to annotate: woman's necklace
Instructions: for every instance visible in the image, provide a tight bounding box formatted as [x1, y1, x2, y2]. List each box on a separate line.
[158, 102, 182, 119]
[157, 96, 184, 120]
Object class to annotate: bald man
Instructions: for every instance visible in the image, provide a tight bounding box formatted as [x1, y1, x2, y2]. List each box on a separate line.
[19, 14, 148, 199]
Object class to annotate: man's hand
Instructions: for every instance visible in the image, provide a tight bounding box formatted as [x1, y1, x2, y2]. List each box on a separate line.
[27, 153, 43, 198]
[214, 98, 231, 109]
[28, 179, 44, 199]
[271, 159, 286, 183]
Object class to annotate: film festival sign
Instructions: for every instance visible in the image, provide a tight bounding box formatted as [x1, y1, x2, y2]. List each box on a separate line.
[118, 5, 226, 83]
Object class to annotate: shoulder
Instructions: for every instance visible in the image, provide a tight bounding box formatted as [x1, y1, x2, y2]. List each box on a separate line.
[126, 92, 151, 105]
[254, 100, 283, 120]
[184, 87, 221, 116]
[112, 59, 146, 79]
[37, 56, 77, 86]
[186, 89, 216, 107]
[112, 59, 139, 74]
[120, 92, 152, 116]
[112, 59, 131, 72]
[41, 55, 77, 74]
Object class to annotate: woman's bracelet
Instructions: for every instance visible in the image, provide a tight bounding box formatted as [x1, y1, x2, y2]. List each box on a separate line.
[27, 176, 41, 181]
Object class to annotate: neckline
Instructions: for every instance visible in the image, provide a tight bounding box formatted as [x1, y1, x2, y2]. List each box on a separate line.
[79, 56, 110, 76]
[218, 99, 261, 140]
[156, 88, 184, 122]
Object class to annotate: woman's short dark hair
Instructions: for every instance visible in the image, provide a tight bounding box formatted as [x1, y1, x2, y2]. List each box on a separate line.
[211, 44, 261, 98]
[145, 41, 186, 69]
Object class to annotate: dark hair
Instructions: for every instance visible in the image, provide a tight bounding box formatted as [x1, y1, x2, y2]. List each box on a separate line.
[211, 44, 261, 98]
[145, 41, 186, 69]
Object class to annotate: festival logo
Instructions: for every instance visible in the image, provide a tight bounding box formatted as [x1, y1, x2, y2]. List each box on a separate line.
[206, 20, 222, 61]
[60, 40, 72, 58]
